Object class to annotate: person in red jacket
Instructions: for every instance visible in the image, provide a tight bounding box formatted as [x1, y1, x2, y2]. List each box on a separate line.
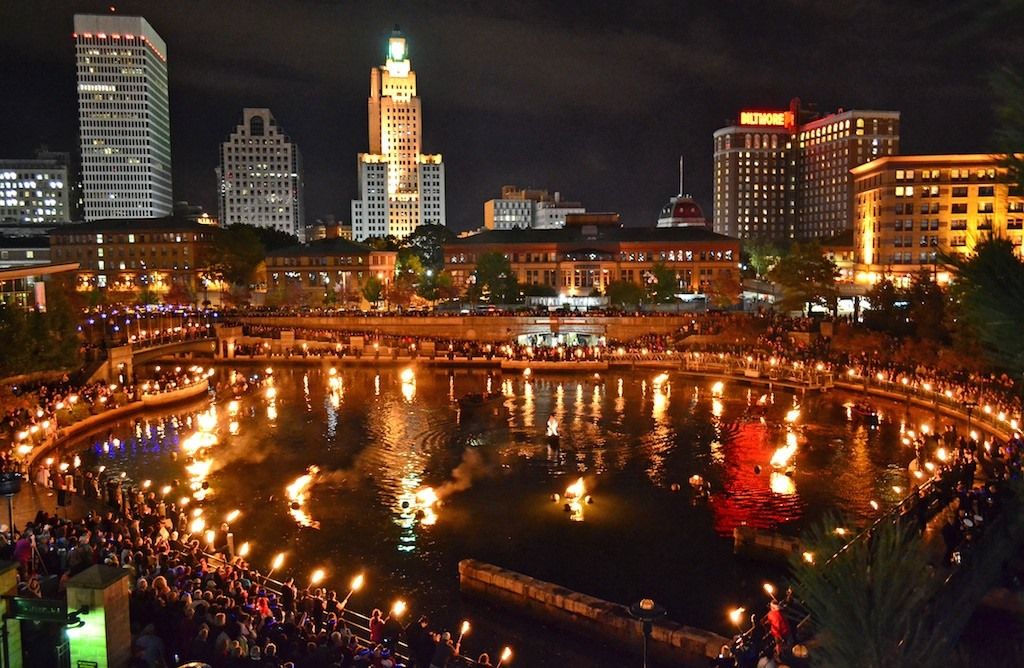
[765, 601, 791, 650]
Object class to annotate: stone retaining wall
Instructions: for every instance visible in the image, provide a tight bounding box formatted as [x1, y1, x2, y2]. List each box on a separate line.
[458, 559, 729, 667]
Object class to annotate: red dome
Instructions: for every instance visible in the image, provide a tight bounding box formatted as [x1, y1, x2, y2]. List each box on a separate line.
[658, 195, 706, 226]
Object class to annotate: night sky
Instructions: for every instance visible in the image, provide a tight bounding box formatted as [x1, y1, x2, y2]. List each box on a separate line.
[1, 0, 1019, 232]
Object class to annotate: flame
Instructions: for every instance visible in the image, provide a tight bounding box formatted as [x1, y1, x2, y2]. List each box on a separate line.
[711, 381, 725, 396]
[770, 432, 798, 468]
[238, 542, 250, 558]
[286, 466, 320, 528]
[310, 568, 326, 586]
[400, 367, 415, 384]
[271, 552, 285, 570]
[563, 478, 588, 521]
[228, 400, 239, 415]
[769, 472, 796, 495]
[784, 408, 801, 423]
[196, 408, 217, 432]
[351, 573, 365, 592]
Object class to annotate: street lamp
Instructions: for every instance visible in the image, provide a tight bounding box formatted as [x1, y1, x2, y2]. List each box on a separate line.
[629, 598, 666, 668]
[964, 401, 977, 439]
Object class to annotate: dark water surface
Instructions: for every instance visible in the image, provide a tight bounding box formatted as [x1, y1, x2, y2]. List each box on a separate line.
[65, 366, 933, 666]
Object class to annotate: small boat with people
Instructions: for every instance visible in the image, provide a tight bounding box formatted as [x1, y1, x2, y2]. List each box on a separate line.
[851, 401, 880, 427]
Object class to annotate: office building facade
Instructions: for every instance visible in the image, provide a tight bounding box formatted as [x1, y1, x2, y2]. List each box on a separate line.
[75, 14, 172, 220]
[483, 185, 585, 230]
[713, 101, 899, 240]
[351, 29, 445, 240]
[0, 151, 71, 225]
[217, 108, 305, 241]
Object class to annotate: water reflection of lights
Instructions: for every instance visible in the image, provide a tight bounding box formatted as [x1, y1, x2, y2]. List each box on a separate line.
[286, 466, 321, 528]
[401, 368, 416, 402]
[711, 380, 725, 396]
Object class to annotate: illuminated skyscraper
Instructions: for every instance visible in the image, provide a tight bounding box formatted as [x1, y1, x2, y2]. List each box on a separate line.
[74, 14, 172, 221]
[217, 108, 305, 241]
[352, 28, 445, 240]
[713, 100, 899, 240]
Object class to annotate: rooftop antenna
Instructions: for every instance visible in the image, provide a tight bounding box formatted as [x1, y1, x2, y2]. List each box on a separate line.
[678, 156, 685, 196]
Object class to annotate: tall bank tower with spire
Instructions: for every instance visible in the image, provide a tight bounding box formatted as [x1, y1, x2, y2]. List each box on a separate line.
[351, 27, 446, 240]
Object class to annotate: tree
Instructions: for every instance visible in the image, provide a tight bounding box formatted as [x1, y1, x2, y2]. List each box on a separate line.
[388, 273, 416, 309]
[993, 67, 1024, 190]
[946, 237, 1024, 373]
[863, 277, 906, 335]
[768, 241, 840, 314]
[402, 223, 455, 273]
[605, 280, 645, 307]
[209, 225, 267, 287]
[905, 270, 948, 342]
[704, 270, 742, 310]
[790, 517, 952, 667]
[360, 275, 384, 307]
[433, 270, 460, 302]
[473, 252, 518, 303]
[744, 238, 781, 278]
[646, 262, 679, 304]
[164, 282, 194, 306]
[136, 289, 160, 306]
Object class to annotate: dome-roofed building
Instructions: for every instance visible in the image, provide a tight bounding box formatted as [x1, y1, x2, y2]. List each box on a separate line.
[657, 158, 708, 228]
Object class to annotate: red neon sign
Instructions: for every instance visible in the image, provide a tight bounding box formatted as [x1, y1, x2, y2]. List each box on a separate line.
[739, 110, 794, 128]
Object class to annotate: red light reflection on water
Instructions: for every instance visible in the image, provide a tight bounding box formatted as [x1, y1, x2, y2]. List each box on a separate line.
[709, 421, 805, 535]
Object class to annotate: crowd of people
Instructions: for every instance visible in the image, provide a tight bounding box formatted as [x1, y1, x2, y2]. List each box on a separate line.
[0, 367, 210, 474]
[0, 479, 500, 668]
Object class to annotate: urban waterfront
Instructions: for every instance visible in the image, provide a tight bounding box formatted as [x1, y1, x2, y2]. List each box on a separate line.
[55, 365, 936, 661]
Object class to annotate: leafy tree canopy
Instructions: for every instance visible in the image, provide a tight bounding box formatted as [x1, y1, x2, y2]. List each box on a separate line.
[768, 241, 839, 314]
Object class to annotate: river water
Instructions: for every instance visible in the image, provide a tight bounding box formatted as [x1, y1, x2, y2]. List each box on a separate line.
[63, 365, 930, 666]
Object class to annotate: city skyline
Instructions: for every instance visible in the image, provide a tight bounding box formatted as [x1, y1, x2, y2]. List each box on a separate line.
[0, 0, 1017, 233]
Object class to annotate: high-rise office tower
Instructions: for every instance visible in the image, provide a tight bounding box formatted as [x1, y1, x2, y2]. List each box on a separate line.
[74, 14, 172, 221]
[217, 108, 305, 241]
[351, 28, 445, 240]
[712, 100, 899, 240]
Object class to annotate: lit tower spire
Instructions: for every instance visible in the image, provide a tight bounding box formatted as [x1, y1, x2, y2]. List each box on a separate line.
[353, 25, 446, 240]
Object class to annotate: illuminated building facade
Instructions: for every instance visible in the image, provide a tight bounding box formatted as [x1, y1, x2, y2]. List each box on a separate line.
[217, 108, 305, 241]
[852, 154, 1024, 284]
[265, 238, 397, 303]
[75, 14, 172, 221]
[352, 28, 445, 240]
[445, 214, 739, 297]
[0, 152, 71, 225]
[49, 217, 213, 296]
[713, 100, 899, 240]
[483, 185, 585, 230]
